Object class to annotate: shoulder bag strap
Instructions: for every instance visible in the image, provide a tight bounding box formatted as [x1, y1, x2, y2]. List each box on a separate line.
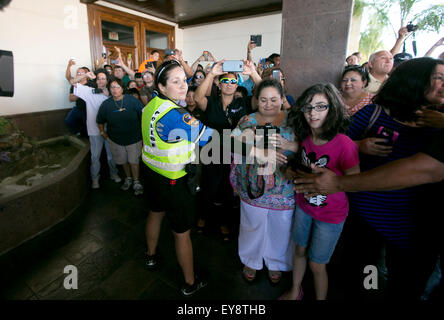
[362, 104, 382, 138]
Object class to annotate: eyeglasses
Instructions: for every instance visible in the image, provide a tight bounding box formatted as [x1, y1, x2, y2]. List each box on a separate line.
[110, 85, 122, 89]
[219, 78, 238, 84]
[301, 104, 329, 113]
[195, 74, 205, 79]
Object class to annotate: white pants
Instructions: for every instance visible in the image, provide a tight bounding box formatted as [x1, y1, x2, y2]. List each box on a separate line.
[238, 200, 295, 271]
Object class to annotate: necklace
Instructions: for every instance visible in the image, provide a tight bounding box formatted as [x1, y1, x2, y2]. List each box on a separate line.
[113, 96, 125, 111]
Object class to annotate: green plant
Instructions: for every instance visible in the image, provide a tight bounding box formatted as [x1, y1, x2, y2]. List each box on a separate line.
[353, 0, 367, 17]
[358, 0, 443, 58]
[0, 117, 11, 135]
[359, 12, 385, 61]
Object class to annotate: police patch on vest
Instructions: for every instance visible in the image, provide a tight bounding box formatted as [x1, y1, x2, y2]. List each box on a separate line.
[183, 113, 199, 126]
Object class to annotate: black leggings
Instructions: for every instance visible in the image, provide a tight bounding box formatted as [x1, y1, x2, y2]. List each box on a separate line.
[199, 163, 237, 228]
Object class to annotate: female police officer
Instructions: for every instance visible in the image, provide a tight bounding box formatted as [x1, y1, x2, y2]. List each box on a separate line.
[142, 60, 213, 296]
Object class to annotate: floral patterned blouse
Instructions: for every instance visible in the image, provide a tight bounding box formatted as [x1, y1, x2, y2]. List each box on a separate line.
[229, 112, 296, 210]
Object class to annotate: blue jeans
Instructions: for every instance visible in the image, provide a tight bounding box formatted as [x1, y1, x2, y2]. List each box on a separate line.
[65, 106, 87, 136]
[292, 206, 345, 264]
[89, 135, 118, 180]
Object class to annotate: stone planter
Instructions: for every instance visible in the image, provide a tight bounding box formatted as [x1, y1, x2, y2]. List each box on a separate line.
[0, 136, 89, 256]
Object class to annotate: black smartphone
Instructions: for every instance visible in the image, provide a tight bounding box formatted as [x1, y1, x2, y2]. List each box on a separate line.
[0, 50, 14, 97]
[288, 157, 312, 177]
[164, 49, 175, 56]
[250, 35, 262, 47]
[375, 126, 399, 146]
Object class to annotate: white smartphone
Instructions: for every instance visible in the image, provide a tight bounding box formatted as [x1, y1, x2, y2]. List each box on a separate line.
[222, 60, 244, 72]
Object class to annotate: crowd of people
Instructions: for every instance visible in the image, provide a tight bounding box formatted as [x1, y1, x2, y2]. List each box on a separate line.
[63, 33, 444, 299]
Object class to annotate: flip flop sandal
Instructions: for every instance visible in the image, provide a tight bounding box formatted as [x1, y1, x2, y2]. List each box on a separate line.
[243, 266, 256, 282]
[197, 219, 205, 234]
[220, 226, 230, 242]
[268, 270, 282, 284]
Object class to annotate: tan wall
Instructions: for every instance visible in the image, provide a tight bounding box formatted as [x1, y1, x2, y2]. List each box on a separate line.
[0, 0, 91, 116]
[0, 0, 180, 117]
[182, 14, 282, 67]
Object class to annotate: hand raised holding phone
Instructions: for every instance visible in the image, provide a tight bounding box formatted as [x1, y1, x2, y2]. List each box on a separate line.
[210, 60, 226, 76]
[86, 71, 96, 80]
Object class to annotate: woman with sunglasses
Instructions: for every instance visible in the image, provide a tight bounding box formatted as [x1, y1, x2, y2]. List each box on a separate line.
[340, 65, 373, 115]
[191, 70, 206, 87]
[193, 59, 262, 241]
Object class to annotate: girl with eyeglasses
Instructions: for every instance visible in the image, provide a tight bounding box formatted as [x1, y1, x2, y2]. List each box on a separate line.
[281, 83, 360, 300]
[193, 59, 262, 241]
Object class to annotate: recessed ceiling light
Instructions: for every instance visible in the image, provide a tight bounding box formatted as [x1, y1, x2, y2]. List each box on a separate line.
[177, 13, 187, 17]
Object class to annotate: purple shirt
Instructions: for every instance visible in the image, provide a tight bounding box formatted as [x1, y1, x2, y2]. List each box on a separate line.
[296, 134, 359, 224]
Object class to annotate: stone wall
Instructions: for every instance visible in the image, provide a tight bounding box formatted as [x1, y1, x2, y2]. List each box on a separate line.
[281, 0, 354, 98]
[4, 108, 72, 141]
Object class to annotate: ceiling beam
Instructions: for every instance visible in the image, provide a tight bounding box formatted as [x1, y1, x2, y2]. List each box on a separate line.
[80, 0, 99, 4]
[178, 3, 282, 28]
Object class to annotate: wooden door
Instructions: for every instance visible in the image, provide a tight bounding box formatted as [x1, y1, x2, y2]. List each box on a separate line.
[87, 5, 141, 70]
[87, 4, 176, 72]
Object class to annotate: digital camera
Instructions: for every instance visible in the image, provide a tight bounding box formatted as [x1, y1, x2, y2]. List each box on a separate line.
[375, 126, 399, 146]
[255, 123, 280, 149]
[407, 22, 418, 32]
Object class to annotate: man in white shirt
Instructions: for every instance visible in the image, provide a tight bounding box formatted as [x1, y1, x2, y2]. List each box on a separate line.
[71, 70, 120, 189]
[364, 50, 394, 95]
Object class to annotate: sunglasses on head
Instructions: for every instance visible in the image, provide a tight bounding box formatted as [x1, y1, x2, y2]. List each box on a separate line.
[219, 78, 238, 84]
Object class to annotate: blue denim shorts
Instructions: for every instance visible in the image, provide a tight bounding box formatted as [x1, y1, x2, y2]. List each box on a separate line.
[292, 206, 345, 264]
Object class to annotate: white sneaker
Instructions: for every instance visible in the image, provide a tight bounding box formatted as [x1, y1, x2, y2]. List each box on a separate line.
[121, 177, 133, 191]
[133, 180, 143, 196]
[110, 173, 121, 183]
[92, 179, 100, 189]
